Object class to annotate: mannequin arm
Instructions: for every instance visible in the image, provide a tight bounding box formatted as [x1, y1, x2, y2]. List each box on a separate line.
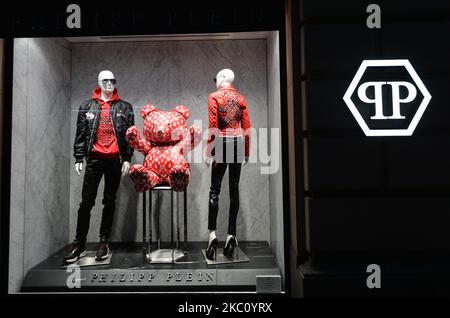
[73, 102, 89, 163]
[126, 126, 152, 155]
[205, 95, 218, 159]
[121, 161, 130, 176]
[75, 162, 83, 175]
[182, 124, 202, 155]
[240, 100, 251, 162]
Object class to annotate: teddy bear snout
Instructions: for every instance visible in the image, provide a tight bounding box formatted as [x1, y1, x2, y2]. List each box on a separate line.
[154, 126, 167, 140]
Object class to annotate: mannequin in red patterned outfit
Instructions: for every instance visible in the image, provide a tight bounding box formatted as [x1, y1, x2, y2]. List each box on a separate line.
[205, 69, 251, 260]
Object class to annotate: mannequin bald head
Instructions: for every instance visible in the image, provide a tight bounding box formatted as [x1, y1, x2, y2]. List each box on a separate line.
[215, 69, 234, 90]
[98, 70, 116, 95]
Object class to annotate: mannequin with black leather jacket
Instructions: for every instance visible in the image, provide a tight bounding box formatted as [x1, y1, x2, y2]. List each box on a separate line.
[63, 70, 134, 264]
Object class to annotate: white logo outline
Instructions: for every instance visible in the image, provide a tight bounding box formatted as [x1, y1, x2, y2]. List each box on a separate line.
[343, 59, 432, 137]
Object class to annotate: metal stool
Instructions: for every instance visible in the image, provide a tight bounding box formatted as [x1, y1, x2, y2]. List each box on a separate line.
[142, 185, 187, 263]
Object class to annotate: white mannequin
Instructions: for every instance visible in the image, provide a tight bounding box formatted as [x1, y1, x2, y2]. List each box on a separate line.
[215, 68, 234, 90]
[75, 70, 130, 176]
[206, 69, 246, 168]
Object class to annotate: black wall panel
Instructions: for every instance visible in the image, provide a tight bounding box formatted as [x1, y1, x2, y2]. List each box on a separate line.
[308, 137, 384, 191]
[306, 197, 450, 252]
[303, 0, 450, 19]
[301, 0, 450, 254]
[386, 137, 450, 189]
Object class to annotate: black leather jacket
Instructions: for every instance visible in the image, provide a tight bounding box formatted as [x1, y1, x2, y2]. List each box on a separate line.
[73, 99, 135, 163]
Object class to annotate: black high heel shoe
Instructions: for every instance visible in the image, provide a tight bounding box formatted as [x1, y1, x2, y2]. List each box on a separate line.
[206, 238, 218, 260]
[223, 236, 238, 258]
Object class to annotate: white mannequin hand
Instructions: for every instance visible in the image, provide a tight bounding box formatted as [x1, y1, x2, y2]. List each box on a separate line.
[75, 163, 83, 176]
[121, 161, 130, 176]
[242, 158, 248, 167]
[205, 157, 213, 168]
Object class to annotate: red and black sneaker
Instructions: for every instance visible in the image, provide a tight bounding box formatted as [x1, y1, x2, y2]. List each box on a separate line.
[63, 240, 87, 264]
[95, 236, 110, 261]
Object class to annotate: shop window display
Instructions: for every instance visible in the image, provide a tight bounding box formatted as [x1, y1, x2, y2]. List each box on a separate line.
[8, 32, 285, 293]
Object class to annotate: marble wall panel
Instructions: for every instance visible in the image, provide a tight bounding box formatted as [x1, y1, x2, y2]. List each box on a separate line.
[267, 32, 285, 279]
[70, 39, 270, 243]
[9, 38, 71, 292]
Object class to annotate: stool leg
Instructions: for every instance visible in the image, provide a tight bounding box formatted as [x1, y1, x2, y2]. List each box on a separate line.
[176, 192, 180, 250]
[157, 191, 161, 250]
[149, 191, 152, 257]
[143, 192, 146, 252]
[184, 190, 187, 249]
[171, 190, 174, 262]
[171, 190, 174, 245]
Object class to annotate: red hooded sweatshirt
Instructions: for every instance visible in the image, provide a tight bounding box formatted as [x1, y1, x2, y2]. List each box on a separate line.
[90, 88, 120, 159]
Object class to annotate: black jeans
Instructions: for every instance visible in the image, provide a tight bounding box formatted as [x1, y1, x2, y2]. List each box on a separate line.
[75, 158, 122, 242]
[208, 137, 243, 236]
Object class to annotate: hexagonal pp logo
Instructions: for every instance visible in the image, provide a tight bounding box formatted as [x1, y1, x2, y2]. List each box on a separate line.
[343, 60, 432, 136]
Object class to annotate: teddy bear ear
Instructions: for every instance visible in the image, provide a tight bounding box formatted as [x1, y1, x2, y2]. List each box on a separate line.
[140, 103, 158, 119]
[174, 105, 190, 119]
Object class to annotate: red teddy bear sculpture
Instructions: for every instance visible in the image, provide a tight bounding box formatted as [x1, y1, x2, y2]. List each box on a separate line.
[126, 104, 202, 192]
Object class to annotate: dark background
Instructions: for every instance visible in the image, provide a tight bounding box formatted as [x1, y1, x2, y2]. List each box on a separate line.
[301, 0, 450, 252]
[294, 0, 450, 297]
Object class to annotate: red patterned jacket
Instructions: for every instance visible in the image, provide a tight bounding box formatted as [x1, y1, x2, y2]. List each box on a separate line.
[206, 85, 251, 159]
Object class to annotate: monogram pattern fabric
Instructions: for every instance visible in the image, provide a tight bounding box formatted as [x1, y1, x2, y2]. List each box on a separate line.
[97, 107, 114, 146]
[217, 90, 242, 127]
[206, 86, 251, 159]
[126, 104, 202, 192]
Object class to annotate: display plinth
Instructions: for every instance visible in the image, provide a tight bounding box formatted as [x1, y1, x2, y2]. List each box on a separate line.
[202, 247, 250, 265]
[61, 251, 113, 268]
[21, 241, 281, 293]
[146, 249, 186, 263]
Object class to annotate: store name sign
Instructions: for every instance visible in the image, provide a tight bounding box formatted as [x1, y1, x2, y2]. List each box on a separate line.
[9, 4, 272, 34]
[343, 60, 432, 136]
[85, 270, 216, 286]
